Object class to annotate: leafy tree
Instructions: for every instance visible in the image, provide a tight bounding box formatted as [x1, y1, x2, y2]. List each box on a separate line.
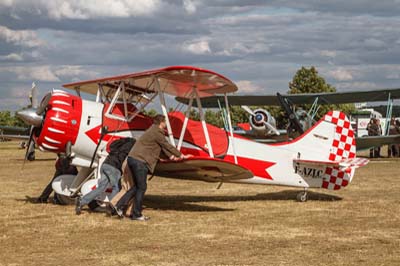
[229, 106, 249, 126]
[288, 66, 355, 119]
[143, 108, 158, 117]
[0, 111, 26, 127]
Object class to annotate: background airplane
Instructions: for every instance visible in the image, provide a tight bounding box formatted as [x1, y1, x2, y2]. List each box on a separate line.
[176, 88, 400, 150]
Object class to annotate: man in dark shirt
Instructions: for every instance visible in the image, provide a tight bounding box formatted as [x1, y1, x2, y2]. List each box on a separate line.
[115, 114, 191, 221]
[75, 137, 135, 215]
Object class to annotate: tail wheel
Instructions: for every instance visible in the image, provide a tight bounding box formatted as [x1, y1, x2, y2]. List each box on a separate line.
[296, 191, 308, 202]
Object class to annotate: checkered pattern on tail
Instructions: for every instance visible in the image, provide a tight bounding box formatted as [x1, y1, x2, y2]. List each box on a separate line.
[322, 111, 356, 190]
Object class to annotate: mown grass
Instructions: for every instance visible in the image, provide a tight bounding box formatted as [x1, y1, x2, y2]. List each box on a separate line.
[0, 141, 399, 266]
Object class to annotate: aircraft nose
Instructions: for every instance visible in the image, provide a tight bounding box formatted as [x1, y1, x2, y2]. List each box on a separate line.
[16, 108, 43, 127]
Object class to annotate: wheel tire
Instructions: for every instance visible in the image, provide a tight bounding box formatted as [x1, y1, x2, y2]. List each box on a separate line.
[88, 200, 100, 211]
[54, 193, 75, 205]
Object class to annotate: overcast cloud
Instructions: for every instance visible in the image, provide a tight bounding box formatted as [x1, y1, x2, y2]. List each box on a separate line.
[1, 0, 400, 111]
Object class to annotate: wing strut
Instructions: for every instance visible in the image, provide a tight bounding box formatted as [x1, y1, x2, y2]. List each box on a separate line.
[155, 76, 175, 146]
[385, 93, 393, 136]
[224, 93, 237, 164]
[193, 87, 214, 158]
[177, 92, 194, 150]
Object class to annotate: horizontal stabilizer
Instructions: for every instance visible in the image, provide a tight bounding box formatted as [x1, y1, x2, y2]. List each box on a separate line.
[293, 157, 369, 169]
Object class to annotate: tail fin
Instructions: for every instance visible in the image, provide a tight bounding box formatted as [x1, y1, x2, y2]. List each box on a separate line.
[286, 111, 363, 190]
[324, 110, 356, 161]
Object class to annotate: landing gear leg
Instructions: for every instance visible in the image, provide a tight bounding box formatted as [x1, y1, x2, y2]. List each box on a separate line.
[296, 188, 308, 202]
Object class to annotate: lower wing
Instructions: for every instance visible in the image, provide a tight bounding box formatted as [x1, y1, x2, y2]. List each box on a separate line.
[154, 157, 253, 182]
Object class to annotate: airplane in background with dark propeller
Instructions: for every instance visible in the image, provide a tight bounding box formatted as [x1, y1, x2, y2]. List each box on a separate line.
[176, 88, 400, 150]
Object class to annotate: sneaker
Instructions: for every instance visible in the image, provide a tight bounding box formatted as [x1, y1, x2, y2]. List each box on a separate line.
[108, 203, 124, 219]
[75, 197, 82, 215]
[131, 215, 150, 221]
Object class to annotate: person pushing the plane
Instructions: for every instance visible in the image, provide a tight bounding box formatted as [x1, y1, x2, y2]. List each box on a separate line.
[75, 137, 136, 215]
[113, 114, 192, 221]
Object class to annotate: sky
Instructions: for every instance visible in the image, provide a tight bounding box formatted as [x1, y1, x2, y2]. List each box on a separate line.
[1, 0, 400, 111]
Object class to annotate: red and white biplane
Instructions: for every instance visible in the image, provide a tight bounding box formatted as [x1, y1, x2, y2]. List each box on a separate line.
[17, 66, 369, 203]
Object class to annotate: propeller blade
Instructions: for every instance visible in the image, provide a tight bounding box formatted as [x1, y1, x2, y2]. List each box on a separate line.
[22, 126, 35, 169]
[30, 82, 38, 109]
[276, 93, 304, 134]
[36, 92, 51, 115]
[241, 105, 256, 116]
[263, 121, 280, 135]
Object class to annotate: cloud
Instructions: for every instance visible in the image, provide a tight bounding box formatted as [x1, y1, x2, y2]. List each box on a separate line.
[10, 66, 60, 82]
[1, 0, 161, 20]
[54, 65, 99, 81]
[364, 38, 385, 48]
[235, 80, 263, 94]
[335, 81, 378, 90]
[328, 68, 353, 81]
[183, 0, 197, 15]
[0, 26, 44, 47]
[183, 39, 212, 55]
[0, 53, 23, 61]
[320, 50, 337, 58]
[1, 1, 400, 111]
[386, 73, 400, 79]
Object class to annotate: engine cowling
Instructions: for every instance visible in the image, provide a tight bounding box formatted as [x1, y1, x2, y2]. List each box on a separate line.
[249, 109, 277, 136]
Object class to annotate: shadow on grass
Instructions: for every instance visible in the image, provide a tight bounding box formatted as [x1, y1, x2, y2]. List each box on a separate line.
[18, 190, 342, 213]
[19, 196, 53, 204]
[144, 190, 342, 212]
[19, 195, 71, 205]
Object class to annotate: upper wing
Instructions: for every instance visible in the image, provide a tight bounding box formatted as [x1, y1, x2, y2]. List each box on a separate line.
[154, 157, 253, 182]
[63, 66, 237, 99]
[356, 135, 400, 150]
[176, 88, 400, 107]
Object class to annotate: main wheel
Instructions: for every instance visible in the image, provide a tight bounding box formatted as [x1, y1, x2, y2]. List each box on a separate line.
[88, 200, 100, 211]
[54, 193, 75, 205]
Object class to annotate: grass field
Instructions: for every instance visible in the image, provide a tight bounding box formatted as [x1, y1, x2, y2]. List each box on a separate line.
[0, 141, 399, 266]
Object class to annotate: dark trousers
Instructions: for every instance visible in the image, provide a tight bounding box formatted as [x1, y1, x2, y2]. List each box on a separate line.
[117, 157, 148, 217]
[388, 144, 399, 157]
[369, 147, 381, 158]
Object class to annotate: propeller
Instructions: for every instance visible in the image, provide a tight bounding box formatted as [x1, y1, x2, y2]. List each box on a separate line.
[276, 93, 304, 135]
[17, 83, 46, 166]
[241, 105, 280, 135]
